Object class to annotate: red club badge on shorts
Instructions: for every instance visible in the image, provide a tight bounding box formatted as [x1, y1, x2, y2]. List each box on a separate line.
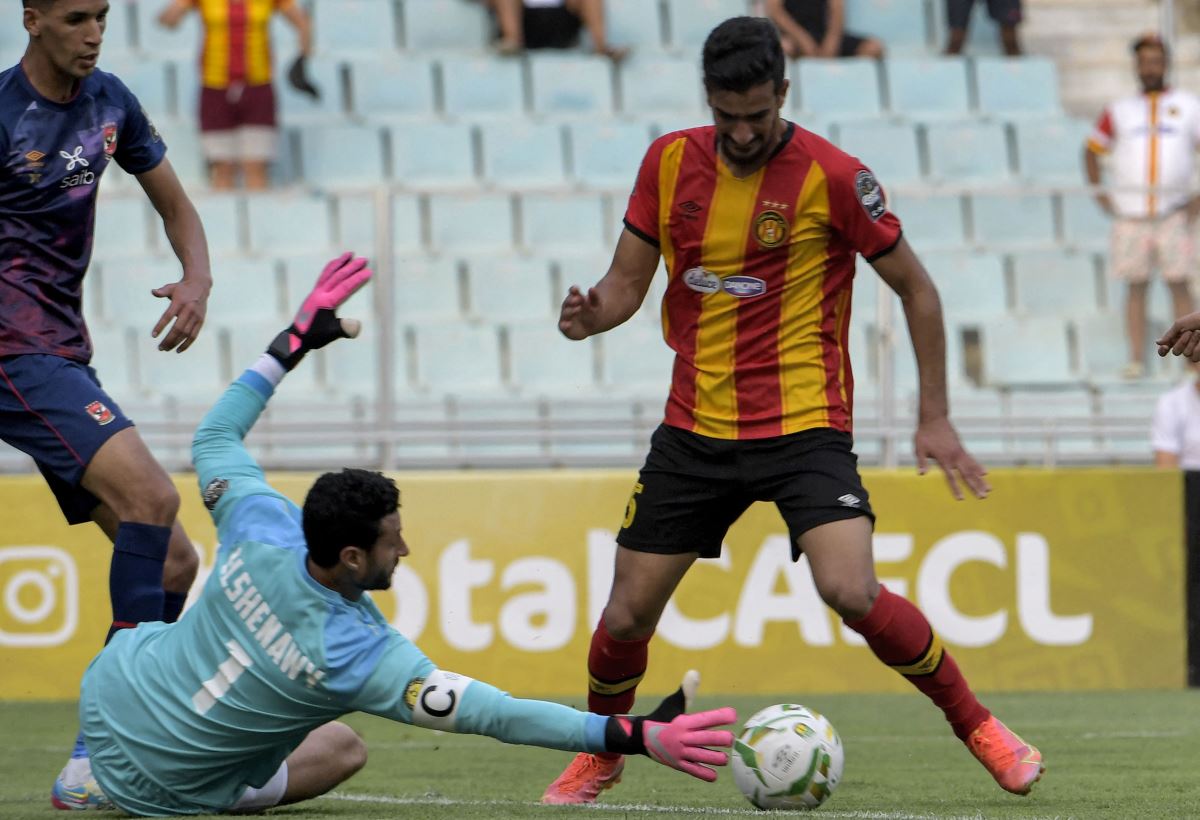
[85, 400, 114, 425]
[102, 123, 118, 156]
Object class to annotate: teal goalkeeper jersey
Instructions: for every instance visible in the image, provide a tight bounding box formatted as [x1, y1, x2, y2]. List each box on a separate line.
[79, 371, 607, 816]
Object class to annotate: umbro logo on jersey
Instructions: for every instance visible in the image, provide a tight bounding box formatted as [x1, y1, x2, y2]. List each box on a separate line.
[59, 146, 89, 171]
[837, 493, 862, 508]
[677, 200, 703, 221]
[24, 150, 46, 163]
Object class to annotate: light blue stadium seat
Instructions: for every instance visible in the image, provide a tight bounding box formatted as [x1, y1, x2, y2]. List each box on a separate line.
[507, 322, 598, 396]
[480, 121, 567, 187]
[845, 0, 929, 53]
[664, 0, 751, 49]
[650, 115, 707, 139]
[401, 0, 491, 49]
[924, 120, 1010, 183]
[347, 57, 436, 120]
[851, 258, 883, 322]
[600, 321, 674, 394]
[607, 0, 666, 50]
[87, 324, 137, 397]
[275, 58, 345, 122]
[885, 58, 970, 119]
[332, 191, 422, 255]
[390, 122, 477, 188]
[1073, 312, 1143, 382]
[321, 319, 388, 402]
[464, 257, 556, 321]
[299, 124, 387, 188]
[153, 120, 206, 188]
[1013, 117, 1092, 183]
[521, 192, 609, 256]
[920, 250, 1006, 318]
[451, 396, 545, 460]
[411, 322, 504, 394]
[208, 256, 285, 322]
[1005, 387, 1098, 458]
[100, 58, 174, 119]
[245, 193, 333, 255]
[440, 57, 526, 119]
[134, 1, 201, 57]
[92, 196, 151, 259]
[891, 192, 966, 249]
[973, 56, 1060, 117]
[970, 191, 1055, 248]
[980, 316, 1074, 385]
[188, 193, 244, 257]
[138, 326, 225, 401]
[530, 55, 615, 116]
[1059, 191, 1112, 252]
[619, 56, 704, 117]
[795, 59, 882, 119]
[97, 258, 179, 327]
[428, 192, 515, 253]
[571, 122, 653, 188]
[1011, 250, 1100, 315]
[315, 0, 397, 53]
[394, 256, 463, 320]
[836, 121, 921, 185]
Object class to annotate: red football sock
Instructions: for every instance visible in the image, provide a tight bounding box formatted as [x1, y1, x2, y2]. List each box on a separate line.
[845, 585, 990, 740]
[587, 617, 651, 712]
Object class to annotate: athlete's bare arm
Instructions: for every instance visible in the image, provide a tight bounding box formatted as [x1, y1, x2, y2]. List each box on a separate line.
[558, 228, 659, 340]
[137, 158, 212, 353]
[871, 237, 990, 501]
[1157, 310, 1200, 360]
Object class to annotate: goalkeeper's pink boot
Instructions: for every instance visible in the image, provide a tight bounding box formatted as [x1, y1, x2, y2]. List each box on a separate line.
[541, 753, 624, 804]
[965, 715, 1045, 795]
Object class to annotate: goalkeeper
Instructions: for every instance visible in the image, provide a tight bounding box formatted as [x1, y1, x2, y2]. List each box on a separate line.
[65, 254, 735, 816]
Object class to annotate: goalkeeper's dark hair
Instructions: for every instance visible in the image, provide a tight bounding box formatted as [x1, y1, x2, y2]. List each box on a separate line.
[303, 468, 400, 568]
[702, 16, 785, 94]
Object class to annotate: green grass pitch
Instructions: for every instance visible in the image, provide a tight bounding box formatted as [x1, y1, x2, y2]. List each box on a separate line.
[2, 690, 1198, 819]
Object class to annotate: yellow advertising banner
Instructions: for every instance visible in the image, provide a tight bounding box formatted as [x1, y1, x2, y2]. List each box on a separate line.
[0, 468, 1185, 700]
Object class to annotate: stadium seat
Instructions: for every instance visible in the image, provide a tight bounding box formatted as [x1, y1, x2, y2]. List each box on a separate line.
[979, 316, 1074, 385]
[1011, 250, 1100, 315]
[314, 0, 397, 53]
[606, 0, 667, 50]
[100, 57, 174, 119]
[570, 122, 654, 188]
[664, 0, 751, 49]
[885, 58, 971, 119]
[401, 0, 491, 50]
[891, 192, 966, 249]
[599, 321, 675, 394]
[836, 121, 922, 185]
[321, 319, 390, 402]
[428, 192, 515, 253]
[92, 195, 152, 260]
[1059, 191, 1112, 252]
[1071, 312, 1129, 381]
[920, 250, 1007, 318]
[347, 57, 436, 120]
[1013, 118, 1092, 184]
[450, 396, 547, 461]
[298, 124, 387, 189]
[97, 258, 180, 327]
[411, 322, 504, 394]
[480, 121, 567, 188]
[153, 121, 206, 189]
[973, 57, 1060, 117]
[464, 257, 557, 321]
[970, 192, 1056, 249]
[330, 191, 422, 255]
[619, 56, 705, 117]
[394, 256, 464, 320]
[133, 1, 201, 57]
[924, 120, 1011, 183]
[1005, 387, 1098, 458]
[507, 321, 599, 396]
[208, 256, 285, 322]
[390, 122, 477, 188]
[529, 54, 615, 116]
[521, 192, 609, 256]
[844, 0, 929, 54]
[275, 58, 345, 122]
[244, 193, 334, 255]
[138, 326, 225, 401]
[795, 59, 882, 119]
[440, 57, 526, 119]
[87, 324, 137, 397]
[188, 193, 244, 257]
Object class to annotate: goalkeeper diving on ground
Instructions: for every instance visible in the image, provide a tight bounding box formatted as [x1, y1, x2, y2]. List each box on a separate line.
[50, 253, 737, 816]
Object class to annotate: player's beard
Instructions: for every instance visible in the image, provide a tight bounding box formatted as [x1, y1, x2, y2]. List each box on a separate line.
[363, 565, 395, 591]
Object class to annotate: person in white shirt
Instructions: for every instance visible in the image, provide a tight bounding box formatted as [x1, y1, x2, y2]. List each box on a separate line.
[1086, 34, 1199, 380]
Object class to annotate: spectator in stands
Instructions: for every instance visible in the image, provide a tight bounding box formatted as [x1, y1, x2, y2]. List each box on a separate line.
[1151, 364, 1200, 687]
[764, 0, 883, 59]
[157, 0, 314, 190]
[944, 0, 1022, 55]
[1086, 34, 1199, 380]
[482, 0, 628, 60]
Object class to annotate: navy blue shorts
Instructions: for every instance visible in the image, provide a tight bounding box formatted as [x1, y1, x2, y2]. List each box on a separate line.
[0, 354, 135, 524]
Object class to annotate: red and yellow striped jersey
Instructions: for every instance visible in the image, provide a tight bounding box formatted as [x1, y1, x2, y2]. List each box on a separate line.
[192, 0, 294, 89]
[624, 122, 901, 440]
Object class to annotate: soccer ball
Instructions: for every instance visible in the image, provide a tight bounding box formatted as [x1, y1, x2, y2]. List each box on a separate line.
[731, 704, 844, 810]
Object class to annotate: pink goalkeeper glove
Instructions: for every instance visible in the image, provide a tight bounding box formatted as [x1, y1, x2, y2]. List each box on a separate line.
[606, 706, 736, 782]
[268, 252, 372, 370]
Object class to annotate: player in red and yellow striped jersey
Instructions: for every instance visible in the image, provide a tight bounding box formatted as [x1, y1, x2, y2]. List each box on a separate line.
[542, 16, 1044, 806]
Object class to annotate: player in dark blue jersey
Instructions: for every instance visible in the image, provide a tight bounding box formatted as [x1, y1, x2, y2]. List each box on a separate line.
[0, 0, 213, 803]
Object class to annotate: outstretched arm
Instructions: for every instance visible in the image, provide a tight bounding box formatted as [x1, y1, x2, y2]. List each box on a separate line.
[559, 228, 660, 340]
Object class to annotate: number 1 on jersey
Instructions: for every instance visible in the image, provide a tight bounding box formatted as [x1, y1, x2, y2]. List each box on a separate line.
[192, 639, 254, 715]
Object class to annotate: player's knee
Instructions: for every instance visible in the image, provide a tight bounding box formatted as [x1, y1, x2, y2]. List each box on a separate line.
[601, 604, 657, 640]
[819, 580, 877, 621]
[331, 724, 368, 776]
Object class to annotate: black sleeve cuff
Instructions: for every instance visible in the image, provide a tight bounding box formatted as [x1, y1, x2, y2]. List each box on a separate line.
[864, 231, 903, 264]
[623, 219, 660, 249]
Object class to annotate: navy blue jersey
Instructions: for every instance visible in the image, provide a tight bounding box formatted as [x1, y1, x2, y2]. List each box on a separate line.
[0, 63, 166, 363]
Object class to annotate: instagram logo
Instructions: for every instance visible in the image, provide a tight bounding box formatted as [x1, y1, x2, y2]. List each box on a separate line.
[0, 546, 79, 647]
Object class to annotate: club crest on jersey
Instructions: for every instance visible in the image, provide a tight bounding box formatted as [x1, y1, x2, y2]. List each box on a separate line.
[855, 169, 886, 222]
[102, 123, 118, 156]
[84, 400, 114, 426]
[683, 266, 721, 294]
[754, 209, 789, 249]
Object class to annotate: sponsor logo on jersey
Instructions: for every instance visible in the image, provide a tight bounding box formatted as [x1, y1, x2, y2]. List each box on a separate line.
[754, 209, 789, 248]
[683, 266, 721, 294]
[722, 275, 767, 298]
[60, 146, 88, 171]
[102, 123, 118, 156]
[855, 169, 886, 222]
[84, 401, 114, 425]
[202, 478, 229, 511]
[59, 145, 96, 189]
